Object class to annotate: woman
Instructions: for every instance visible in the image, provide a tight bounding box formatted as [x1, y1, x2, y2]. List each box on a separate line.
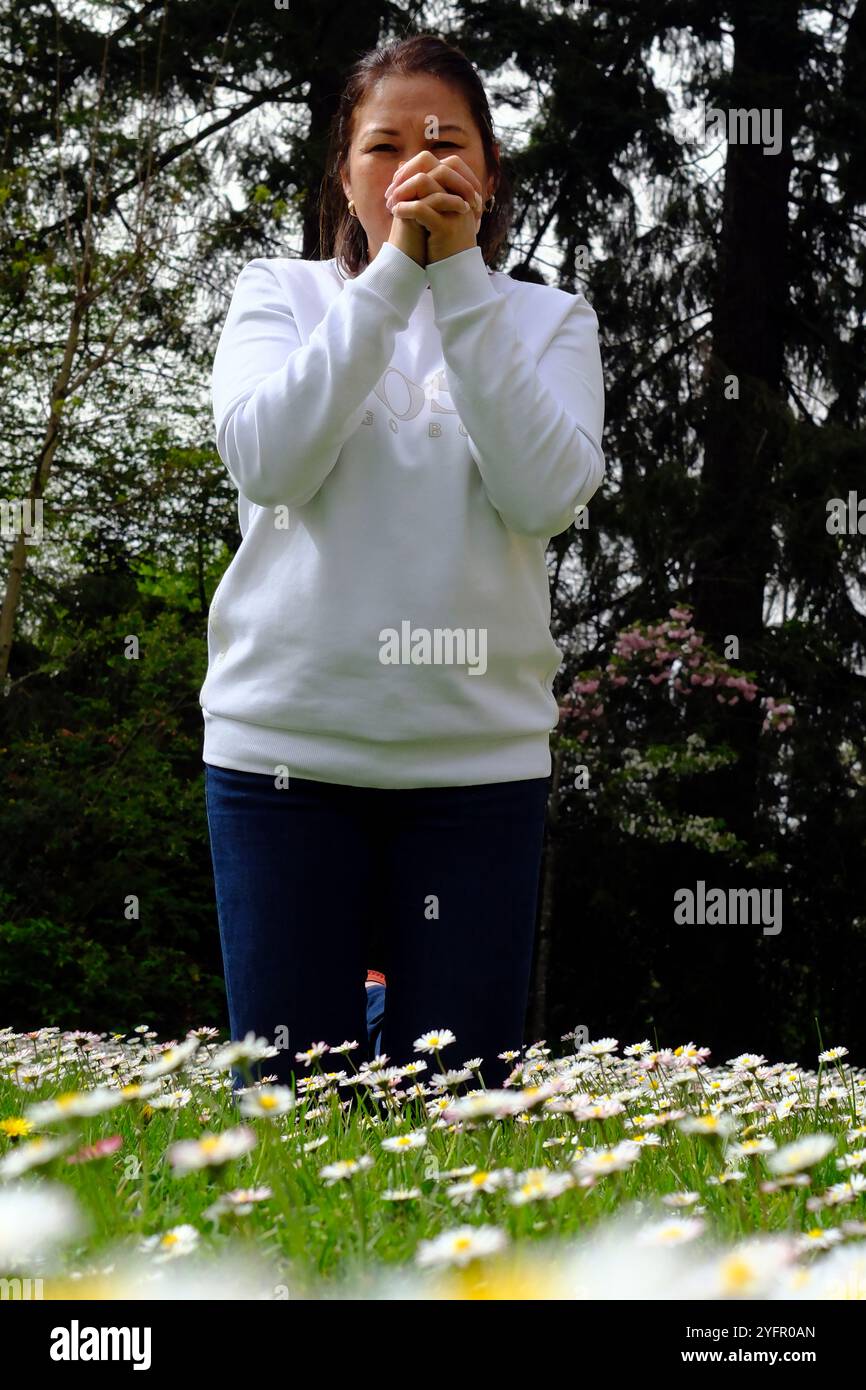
[202, 33, 605, 1094]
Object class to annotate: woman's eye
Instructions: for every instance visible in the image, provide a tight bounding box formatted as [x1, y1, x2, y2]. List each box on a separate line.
[370, 142, 457, 151]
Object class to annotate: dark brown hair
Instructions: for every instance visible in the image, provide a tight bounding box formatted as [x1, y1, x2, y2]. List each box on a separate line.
[317, 34, 513, 279]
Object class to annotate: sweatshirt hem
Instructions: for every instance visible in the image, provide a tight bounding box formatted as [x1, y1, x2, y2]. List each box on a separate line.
[201, 710, 552, 789]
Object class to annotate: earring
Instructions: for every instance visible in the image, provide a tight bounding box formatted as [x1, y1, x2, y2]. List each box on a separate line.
[347, 199, 357, 217]
[484, 194, 496, 213]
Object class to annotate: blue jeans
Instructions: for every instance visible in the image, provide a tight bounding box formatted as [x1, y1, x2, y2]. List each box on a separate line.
[366, 982, 386, 1058]
[204, 765, 550, 1092]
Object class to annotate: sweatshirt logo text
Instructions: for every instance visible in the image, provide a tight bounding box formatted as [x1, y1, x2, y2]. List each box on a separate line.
[364, 367, 468, 436]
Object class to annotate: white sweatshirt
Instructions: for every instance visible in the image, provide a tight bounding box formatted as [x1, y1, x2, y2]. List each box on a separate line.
[201, 240, 605, 788]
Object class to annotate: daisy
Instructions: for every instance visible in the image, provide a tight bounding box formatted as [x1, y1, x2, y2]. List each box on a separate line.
[669, 1068, 700, 1086]
[798, 1244, 866, 1299]
[767, 1133, 835, 1175]
[759, 1174, 811, 1193]
[678, 1112, 737, 1137]
[413, 1030, 457, 1054]
[727, 1053, 767, 1071]
[300, 1135, 329, 1154]
[820, 1086, 849, 1103]
[636, 1217, 705, 1246]
[573, 1100, 626, 1120]
[140, 1224, 200, 1261]
[65, 1136, 123, 1164]
[509, 1084, 560, 1112]
[361, 1054, 392, 1072]
[796, 1226, 843, 1253]
[820, 1175, 866, 1206]
[401, 1060, 428, 1077]
[148, 1089, 193, 1110]
[203, 1187, 272, 1219]
[294, 1041, 330, 1065]
[626, 1112, 663, 1131]
[578, 1038, 619, 1057]
[0, 1183, 86, 1270]
[695, 1238, 797, 1297]
[836, 1149, 866, 1171]
[727, 1137, 777, 1158]
[440, 1091, 523, 1122]
[0, 1135, 73, 1178]
[447, 1169, 513, 1201]
[661, 1191, 700, 1208]
[380, 1130, 427, 1152]
[238, 1086, 295, 1118]
[508, 1168, 574, 1204]
[209, 1033, 279, 1073]
[140, 1037, 201, 1079]
[415, 1224, 508, 1268]
[774, 1096, 799, 1119]
[116, 1082, 162, 1101]
[819, 1046, 849, 1063]
[319, 1155, 374, 1185]
[382, 1187, 423, 1201]
[431, 1164, 478, 1182]
[574, 1142, 642, 1177]
[24, 1087, 125, 1124]
[166, 1126, 256, 1175]
[430, 1068, 474, 1087]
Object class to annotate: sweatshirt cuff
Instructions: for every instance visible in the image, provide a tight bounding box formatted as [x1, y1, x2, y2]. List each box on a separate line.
[426, 245, 499, 319]
[359, 241, 429, 320]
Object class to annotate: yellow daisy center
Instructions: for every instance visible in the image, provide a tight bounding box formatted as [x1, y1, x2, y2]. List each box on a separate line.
[720, 1257, 754, 1291]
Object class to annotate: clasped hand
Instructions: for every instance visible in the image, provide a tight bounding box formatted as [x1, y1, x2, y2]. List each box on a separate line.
[385, 149, 485, 265]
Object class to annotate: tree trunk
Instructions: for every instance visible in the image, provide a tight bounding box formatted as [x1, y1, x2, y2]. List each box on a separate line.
[0, 286, 87, 686]
[528, 743, 564, 1045]
[300, 6, 384, 261]
[686, 0, 799, 842]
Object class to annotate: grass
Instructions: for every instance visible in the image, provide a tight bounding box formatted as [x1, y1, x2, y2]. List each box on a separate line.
[1, 1026, 865, 1299]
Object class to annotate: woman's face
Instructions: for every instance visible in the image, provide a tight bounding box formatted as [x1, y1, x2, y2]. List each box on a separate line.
[341, 73, 496, 262]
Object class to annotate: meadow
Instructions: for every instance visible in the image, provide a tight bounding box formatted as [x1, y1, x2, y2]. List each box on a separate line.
[1, 1025, 865, 1300]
